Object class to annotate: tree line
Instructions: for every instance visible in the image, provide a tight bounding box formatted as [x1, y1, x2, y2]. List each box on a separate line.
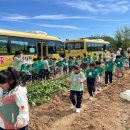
[87, 26, 130, 52]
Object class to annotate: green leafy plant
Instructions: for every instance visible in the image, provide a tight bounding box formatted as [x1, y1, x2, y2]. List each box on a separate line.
[27, 75, 69, 106]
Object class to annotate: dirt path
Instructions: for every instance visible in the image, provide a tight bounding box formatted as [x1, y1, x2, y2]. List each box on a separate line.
[29, 72, 130, 130]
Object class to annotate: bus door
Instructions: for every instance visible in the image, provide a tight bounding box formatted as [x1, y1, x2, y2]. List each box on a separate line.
[36, 42, 48, 58]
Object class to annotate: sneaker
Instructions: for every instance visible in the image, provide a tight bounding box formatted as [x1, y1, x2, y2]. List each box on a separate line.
[89, 96, 93, 101]
[105, 84, 108, 86]
[71, 105, 76, 110]
[93, 92, 97, 96]
[76, 108, 80, 113]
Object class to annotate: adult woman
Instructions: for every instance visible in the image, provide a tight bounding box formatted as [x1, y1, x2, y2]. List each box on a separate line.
[13, 51, 23, 72]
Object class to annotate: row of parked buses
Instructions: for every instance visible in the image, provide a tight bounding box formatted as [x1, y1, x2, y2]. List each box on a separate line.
[0, 29, 110, 70]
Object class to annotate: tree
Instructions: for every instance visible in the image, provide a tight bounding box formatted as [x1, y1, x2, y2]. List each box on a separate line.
[115, 26, 130, 50]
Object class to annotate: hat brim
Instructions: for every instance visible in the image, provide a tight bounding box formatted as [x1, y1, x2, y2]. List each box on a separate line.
[73, 64, 80, 69]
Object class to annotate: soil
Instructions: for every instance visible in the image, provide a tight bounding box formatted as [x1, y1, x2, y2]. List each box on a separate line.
[29, 70, 130, 130]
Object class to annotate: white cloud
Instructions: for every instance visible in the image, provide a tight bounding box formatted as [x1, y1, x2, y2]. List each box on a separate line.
[64, 1, 97, 12]
[63, 0, 130, 14]
[0, 14, 95, 21]
[33, 14, 95, 20]
[1, 15, 30, 21]
[92, 19, 122, 22]
[0, 14, 124, 23]
[40, 24, 85, 30]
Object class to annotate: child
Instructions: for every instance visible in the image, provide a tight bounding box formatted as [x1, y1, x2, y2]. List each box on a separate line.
[115, 55, 124, 77]
[75, 56, 80, 66]
[82, 54, 88, 70]
[56, 58, 64, 76]
[37, 57, 44, 80]
[26, 61, 33, 83]
[111, 53, 116, 62]
[32, 58, 39, 81]
[0, 67, 29, 130]
[98, 54, 102, 62]
[122, 52, 128, 68]
[86, 63, 99, 100]
[13, 51, 23, 72]
[63, 58, 68, 75]
[21, 62, 28, 85]
[105, 57, 115, 85]
[87, 54, 91, 64]
[49, 58, 55, 78]
[96, 61, 104, 85]
[103, 50, 108, 62]
[42, 57, 50, 80]
[92, 53, 97, 63]
[68, 57, 73, 73]
[67, 64, 86, 113]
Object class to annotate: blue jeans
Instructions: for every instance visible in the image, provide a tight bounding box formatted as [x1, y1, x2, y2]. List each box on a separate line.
[0, 125, 28, 130]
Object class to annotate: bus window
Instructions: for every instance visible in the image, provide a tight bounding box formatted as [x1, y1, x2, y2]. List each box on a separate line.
[106, 44, 110, 50]
[24, 38, 36, 54]
[11, 37, 25, 54]
[11, 37, 36, 54]
[0, 36, 10, 55]
[48, 40, 56, 54]
[108, 44, 111, 50]
[47, 40, 65, 57]
[94, 43, 98, 51]
[94, 43, 97, 51]
[74, 42, 84, 50]
[65, 43, 74, 50]
[103, 44, 107, 51]
[87, 43, 91, 51]
[99, 44, 102, 51]
[56, 42, 64, 56]
[96, 43, 100, 51]
[91, 43, 95, 51]
[100, 43, 103, 51]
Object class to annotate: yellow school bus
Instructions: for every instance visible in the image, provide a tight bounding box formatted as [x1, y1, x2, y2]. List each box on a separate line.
[65, 38, 110, 58]
[0, 29, 64, 70]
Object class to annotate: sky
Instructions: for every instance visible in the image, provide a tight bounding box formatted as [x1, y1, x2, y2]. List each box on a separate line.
[0, 0, 130, 40]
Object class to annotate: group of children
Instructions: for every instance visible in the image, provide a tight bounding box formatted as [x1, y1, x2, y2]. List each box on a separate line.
[67, 52, 128, 113]
[20, 53, 104, 84]
[20, 56, 68, 84]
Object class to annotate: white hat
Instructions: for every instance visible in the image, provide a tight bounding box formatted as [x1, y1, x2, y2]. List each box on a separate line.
[106, 56, 111, 61]
[28, 61, 33, 65]
[22, 61, 28, 64]
[59, 57, 63, 61]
